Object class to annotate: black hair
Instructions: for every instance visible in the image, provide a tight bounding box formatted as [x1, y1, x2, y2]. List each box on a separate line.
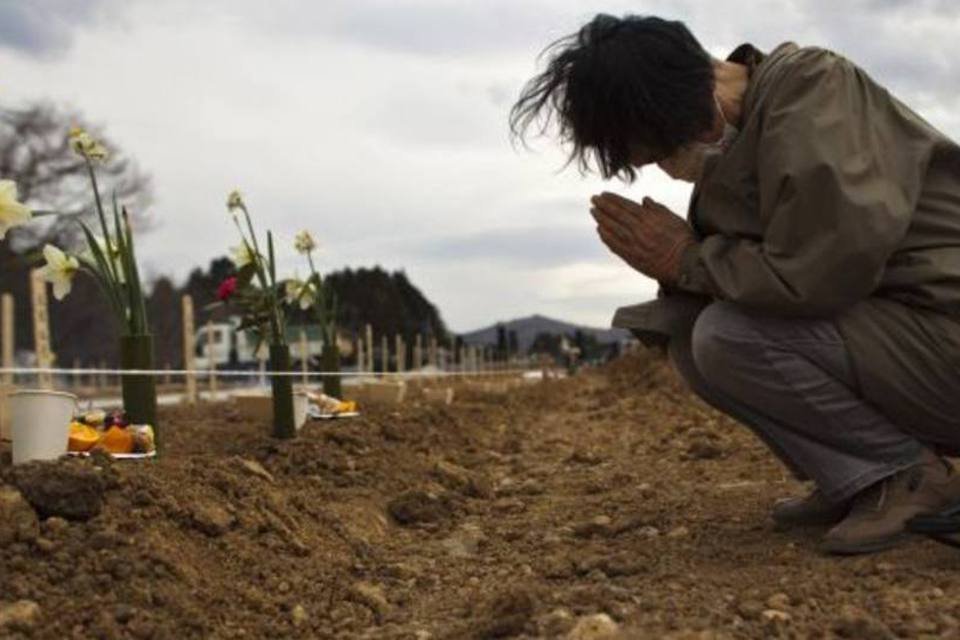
[509, 14, 715, 182]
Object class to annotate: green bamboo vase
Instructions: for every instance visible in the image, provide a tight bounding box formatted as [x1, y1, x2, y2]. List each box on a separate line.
[120, 334, 159, 450]
[269, 343, 296, 439]
[321, 341, 342, 398]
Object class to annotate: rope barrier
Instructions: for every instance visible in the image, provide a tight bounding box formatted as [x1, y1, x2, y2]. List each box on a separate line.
[0, 366, 540, 379]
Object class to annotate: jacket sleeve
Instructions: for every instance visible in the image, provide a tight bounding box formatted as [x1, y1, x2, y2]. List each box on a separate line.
[677, 49, 924, 316]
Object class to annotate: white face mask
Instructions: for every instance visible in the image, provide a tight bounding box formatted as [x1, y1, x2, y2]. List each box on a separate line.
[657, 95, 737, 184]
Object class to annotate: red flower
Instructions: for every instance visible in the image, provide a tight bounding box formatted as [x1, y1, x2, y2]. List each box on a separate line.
[217, 276, 238, 301]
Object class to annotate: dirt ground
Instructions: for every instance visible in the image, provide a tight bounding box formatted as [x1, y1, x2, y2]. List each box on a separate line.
[3, 350, 960, 639]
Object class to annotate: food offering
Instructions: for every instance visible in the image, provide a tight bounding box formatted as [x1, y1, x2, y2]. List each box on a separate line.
[68, 410, 156, 458]
[307, 393, 359, 420]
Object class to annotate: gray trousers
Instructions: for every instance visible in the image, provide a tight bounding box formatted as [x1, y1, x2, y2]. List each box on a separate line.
[669, 301, 925, 504]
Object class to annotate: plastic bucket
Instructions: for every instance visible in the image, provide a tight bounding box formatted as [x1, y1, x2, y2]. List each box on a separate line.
[294, 391, 309, 431]
[10, 390, 78, 465]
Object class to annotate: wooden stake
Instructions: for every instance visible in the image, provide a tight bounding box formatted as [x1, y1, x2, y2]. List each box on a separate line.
[429, 337, 438, 369]
[300, 328, 309, 386]
[182, 295, 198, 404]
[356, 337, 365, 373]
[98, 359, 108, 390]
[365, 324, 374, 374]
[30, 270, 53, 389]
[164, 363, 172, 386]
[381, 335, 389, 373]
[395, 334, 405, 373]
[206, 321, 218, 398]
[414, 334, 423, 371]
[2, 293, 14, 385]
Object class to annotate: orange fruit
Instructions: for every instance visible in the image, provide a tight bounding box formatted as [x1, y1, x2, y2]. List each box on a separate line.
[99, 425, 134, 454]
[68, 422, 100, 452]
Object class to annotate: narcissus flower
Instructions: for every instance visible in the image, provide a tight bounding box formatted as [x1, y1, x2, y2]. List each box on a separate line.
[227, 190, 245, 213]
[0, 179, 32, 240]
[284, 279, 316, 310]
[294, 230, 317, 255]
[40, 244, 80, 301]
[230, 243, 255, 268]
[68, 126, 108, 162]
[217, 276, 238, 301]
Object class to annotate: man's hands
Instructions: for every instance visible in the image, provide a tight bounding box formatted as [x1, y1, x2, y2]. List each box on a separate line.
[590, 192, 697, 285]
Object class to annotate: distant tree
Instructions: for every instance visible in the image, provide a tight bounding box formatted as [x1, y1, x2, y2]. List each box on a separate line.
[507, 330, 519, 358]
[496, 323, 507, 360]
[528, 332, 563, 359]
[147, 276, 183, 368]
[0, 102, 153, 250]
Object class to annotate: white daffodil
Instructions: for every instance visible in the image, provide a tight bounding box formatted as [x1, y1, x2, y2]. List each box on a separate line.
[40, 244, 80, 301]
[230, 243, 256, 268]
[68, 126, 108, 162]
[0, 179, 32, 240]
[294, 230, 317, 255]
[227, 190, 245, 213]
[285, 279, 316, 310]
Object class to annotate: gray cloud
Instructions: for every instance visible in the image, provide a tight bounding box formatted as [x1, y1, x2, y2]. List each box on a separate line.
[0, 0, 115, 57]
[409, 224, 605, 267]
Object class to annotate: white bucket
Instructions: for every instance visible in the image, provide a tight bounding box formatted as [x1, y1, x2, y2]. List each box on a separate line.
[294, 391, 309, 431]
[10, 390, 78, 465]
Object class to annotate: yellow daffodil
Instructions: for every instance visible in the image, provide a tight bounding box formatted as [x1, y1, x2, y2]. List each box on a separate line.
[0, 179, 32, 240]
[230, 243, 256, 268]
[40, 244, 80, 301]
[284, 279, 316, 310]
[68, 126, 108, 162]
[294, 230, 317, 255]
[227, 190, 245, 213]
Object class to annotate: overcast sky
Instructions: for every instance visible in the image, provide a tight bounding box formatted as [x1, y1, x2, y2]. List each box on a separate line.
[1, 0, 959, 332]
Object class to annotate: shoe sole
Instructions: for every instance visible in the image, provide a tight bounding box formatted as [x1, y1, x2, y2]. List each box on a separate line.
[819, 532, 913, 556]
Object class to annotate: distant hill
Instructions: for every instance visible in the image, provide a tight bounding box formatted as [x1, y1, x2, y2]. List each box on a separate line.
[460, 314, 629, 352]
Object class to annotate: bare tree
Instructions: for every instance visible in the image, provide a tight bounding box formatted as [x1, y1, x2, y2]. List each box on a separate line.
[0, 101, 153, 250]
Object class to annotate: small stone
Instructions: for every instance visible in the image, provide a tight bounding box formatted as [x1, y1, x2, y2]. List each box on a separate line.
[0, 485, 39, 547]
[42, 516, 69, 537]
[766, 593, 791, 610]
[291, 604, 308, 628]
[540, 608, 575, 637]
[573, 515, 613, 538]
[638, 526, 661, 538]
[0, 600, 41, 632]
[190, 503, 235, 537]
[687, 440, 723, 460]
[667, 526, 689, 539]
[832, 605, 896, 639]
[350, 582, 390, 623]
[567, 449, 603, 465]
[762, 609, 791, 624]
[441, 524, 487, 558]
[737, 599, 765, 620]
[35, 537, 56, 553]
[387, 490, 452, 525]
[566, 613, 620, 639]
[234, 457, 275, 483]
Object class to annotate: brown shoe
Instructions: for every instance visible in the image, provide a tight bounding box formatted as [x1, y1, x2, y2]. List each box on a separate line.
[772, 488, 850, 529]
[821, 452, 960, 555]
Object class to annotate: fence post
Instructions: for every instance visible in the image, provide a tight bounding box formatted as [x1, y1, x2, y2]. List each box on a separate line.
[182, 295, 198, 404]
[395, 334, 405, 373]
[356, 336, 365, 374]
[30, 270, 54, 390]
[414, 334, 422, 371]
[365, 324, 374, 374]
[2, 293, 14, 385]
[206, 321, 218, 399]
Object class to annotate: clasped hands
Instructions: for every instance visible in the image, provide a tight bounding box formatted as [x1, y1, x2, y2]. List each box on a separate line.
[590, 192, 697, 286]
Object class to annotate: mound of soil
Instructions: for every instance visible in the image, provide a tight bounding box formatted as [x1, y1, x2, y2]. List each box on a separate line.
[2, 350, 960, 639]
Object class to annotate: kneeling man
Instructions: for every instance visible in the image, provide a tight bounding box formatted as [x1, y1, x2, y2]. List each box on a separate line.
[511, 14, 960, 554]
